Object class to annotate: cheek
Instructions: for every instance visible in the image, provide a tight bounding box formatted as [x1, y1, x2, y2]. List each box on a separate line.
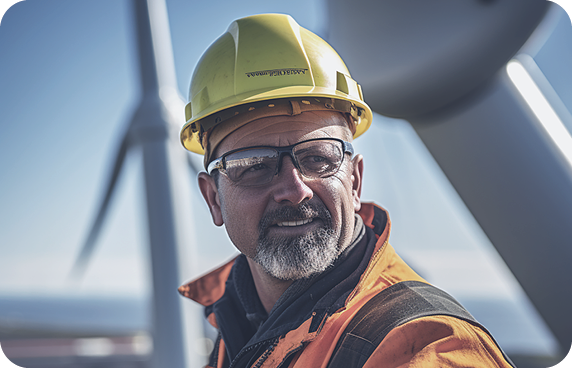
[221, 186, 264, 222]
[219, 185, 267, 255]
[319, 171, 356, 229]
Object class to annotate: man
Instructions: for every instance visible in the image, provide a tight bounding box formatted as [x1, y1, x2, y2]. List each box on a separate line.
[178, 14, 514, 368]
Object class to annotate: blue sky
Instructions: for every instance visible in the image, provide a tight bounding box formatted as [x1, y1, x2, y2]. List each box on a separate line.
[1, 0, 570, 355]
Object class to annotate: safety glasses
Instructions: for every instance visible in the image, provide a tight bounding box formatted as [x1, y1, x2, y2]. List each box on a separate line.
[207, 138, 354, 187]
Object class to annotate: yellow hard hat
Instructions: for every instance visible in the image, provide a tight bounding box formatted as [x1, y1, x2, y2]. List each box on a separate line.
[180, 13, 373, 158]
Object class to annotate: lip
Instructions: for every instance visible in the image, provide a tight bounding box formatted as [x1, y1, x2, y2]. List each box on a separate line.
[266, 218, 322, 236]
[276, 218, 314, 227]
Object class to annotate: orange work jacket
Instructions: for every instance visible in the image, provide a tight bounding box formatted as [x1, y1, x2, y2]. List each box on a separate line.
[179, 203, 513, 368]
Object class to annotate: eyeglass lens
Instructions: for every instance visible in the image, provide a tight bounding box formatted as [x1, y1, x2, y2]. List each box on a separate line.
[223, 140, 344, 186]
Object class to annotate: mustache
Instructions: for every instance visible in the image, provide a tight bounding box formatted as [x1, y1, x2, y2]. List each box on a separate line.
[258, 201, 332, 234]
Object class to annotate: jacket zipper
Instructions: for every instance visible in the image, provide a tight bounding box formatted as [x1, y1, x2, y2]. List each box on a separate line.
[227, 337, 279, 368]
[211, 333, 222, 368]
[251, 339, 278, 368]
[227, 310, 329, 368]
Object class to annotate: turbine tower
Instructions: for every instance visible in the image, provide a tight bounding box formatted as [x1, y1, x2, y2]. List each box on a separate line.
[70, 0, 200, 366]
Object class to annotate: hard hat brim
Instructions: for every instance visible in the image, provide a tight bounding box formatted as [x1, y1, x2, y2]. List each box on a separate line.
[181, 86, 373, 155]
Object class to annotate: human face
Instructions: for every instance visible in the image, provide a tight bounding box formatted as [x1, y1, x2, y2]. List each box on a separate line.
[198, 111, 363, 280]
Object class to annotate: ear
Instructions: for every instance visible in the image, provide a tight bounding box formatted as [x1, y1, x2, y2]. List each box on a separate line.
[350, 154, 364, 213]
[198, 172, 224, 226]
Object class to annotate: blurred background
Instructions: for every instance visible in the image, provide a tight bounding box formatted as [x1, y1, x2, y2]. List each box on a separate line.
[0, 0, 571, 367]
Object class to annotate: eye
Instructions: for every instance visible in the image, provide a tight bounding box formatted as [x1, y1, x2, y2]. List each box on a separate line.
[229, 158, 275, 183]
[300, 155, 336, 173]
[303, 155, 331, 169]
[308, 155, 326, 162]
[247, 163, 269, 171]
[234, 162, 271, 179]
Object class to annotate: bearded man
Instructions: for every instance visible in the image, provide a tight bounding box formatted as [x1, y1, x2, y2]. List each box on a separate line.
[178, 13, 514, 368]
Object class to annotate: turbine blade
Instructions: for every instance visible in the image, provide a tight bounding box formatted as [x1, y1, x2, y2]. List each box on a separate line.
[68, 134, 131, 280]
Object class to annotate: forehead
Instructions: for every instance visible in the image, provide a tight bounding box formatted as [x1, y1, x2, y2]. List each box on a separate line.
[215, 111, 352, 155]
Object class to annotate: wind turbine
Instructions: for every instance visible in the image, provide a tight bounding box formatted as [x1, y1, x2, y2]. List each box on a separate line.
[69, 0, 201, 367]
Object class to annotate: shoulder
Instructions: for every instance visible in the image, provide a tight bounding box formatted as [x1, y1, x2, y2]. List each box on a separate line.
[329, 281, 514, 368]
[364, 315, 513, 368]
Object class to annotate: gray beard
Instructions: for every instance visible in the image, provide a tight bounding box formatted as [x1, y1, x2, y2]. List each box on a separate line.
[254, 202, 340, 280]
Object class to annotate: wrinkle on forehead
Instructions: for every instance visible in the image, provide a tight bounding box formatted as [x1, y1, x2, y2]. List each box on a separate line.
[215, 111, 353, 157]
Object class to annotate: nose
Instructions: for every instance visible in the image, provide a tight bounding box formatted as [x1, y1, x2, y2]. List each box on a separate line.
[271, 156, 313, 205]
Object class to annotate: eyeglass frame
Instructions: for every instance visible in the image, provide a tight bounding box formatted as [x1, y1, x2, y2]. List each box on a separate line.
[207, 137, 355, 186]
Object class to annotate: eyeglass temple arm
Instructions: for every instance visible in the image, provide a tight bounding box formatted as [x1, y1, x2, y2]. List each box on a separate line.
[343, 141, 354, 156]
[207, 157, 223, 174]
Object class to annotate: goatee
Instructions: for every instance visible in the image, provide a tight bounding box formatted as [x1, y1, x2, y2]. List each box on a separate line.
[255, 201, 340, 280]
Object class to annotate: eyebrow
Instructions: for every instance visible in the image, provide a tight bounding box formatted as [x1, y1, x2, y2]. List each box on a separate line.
[294, 146, 323, 155]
